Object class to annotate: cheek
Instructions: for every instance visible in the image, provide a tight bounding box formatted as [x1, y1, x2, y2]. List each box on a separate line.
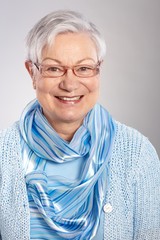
[35, 78, 56, 94]
[84, 78, 100, 93]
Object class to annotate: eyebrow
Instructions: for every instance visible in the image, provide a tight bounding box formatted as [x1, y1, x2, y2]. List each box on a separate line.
[42, 57, 97, 64]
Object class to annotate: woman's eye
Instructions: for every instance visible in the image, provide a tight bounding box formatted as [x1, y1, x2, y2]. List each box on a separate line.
[78, 66, 92, 72]
[47, 66, 61, 72]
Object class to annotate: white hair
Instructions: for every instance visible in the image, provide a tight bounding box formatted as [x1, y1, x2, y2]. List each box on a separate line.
[25, 10, 106, 63]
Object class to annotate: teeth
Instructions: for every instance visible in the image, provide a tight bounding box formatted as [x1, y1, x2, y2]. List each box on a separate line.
[58, 96, 81, 101]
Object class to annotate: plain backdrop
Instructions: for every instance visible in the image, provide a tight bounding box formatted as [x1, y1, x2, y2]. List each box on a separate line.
[0, 0, 159, 156]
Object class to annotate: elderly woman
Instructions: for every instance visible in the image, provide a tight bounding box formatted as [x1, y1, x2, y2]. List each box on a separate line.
[0, 10, 160, 240]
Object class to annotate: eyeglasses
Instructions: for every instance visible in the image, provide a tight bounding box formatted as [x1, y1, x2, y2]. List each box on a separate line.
[33, 61, 101, 78]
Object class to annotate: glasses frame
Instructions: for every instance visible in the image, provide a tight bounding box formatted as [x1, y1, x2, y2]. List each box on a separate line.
[33, 61, 101, 78]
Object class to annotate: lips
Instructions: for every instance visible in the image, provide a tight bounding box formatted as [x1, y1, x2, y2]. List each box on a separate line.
[56, 95, 83, 103]
[57, 96, 81, 100]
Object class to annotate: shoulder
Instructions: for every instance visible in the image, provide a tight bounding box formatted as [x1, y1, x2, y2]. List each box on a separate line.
[0, 121, 20, 143]
[113, 120, 158, 157]
[0, 122, 21, 166]
[111, 120, 160, 176]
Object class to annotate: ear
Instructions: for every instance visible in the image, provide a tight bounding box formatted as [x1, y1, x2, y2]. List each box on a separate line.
[25, 61, 36, 89]
[25, 61, 34, 78]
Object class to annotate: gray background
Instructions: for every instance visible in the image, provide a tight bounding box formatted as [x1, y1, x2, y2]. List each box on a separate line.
[0, 0, 159, 156]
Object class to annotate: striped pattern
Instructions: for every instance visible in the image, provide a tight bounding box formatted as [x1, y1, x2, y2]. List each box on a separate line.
[20, 99, 116, 239]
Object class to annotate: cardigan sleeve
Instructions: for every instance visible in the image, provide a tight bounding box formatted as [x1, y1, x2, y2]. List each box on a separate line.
[133, 137, 160, 239]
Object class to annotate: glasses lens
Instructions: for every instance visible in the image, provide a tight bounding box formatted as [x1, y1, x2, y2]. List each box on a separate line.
[42, 65, 65, 77]
[74, 65, 99, 77]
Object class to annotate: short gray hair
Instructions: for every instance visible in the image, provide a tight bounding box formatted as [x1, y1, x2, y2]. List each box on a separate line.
[25, 10, 106, 63]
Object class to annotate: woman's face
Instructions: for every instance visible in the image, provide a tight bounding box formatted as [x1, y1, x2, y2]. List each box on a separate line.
[27, 33, 100, 130]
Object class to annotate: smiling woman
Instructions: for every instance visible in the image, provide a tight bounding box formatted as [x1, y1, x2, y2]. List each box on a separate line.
[0, 10, 160, 240]
[25, 32, 100, 140]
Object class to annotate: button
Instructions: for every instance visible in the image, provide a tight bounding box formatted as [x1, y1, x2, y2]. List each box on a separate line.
[103, 203, 113, 213]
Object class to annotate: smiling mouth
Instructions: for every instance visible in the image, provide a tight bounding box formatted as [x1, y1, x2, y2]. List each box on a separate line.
[56, 95, 83, 103]
[57, 96, 81, 100]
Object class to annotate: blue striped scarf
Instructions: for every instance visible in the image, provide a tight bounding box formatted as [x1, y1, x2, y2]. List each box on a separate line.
[20, 99, 116, 239]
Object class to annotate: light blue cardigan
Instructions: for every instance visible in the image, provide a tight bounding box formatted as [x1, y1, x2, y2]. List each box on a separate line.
[0, 121, 160, 240]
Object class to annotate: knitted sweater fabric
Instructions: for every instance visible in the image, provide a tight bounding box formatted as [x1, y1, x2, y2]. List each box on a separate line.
[0, 121, 160, 240]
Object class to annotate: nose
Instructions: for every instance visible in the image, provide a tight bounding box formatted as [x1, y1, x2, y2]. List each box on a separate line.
[59, 69, 80, 92]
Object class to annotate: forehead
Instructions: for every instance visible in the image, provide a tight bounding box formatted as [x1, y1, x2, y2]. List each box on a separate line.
[42, 32, 98, 63]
